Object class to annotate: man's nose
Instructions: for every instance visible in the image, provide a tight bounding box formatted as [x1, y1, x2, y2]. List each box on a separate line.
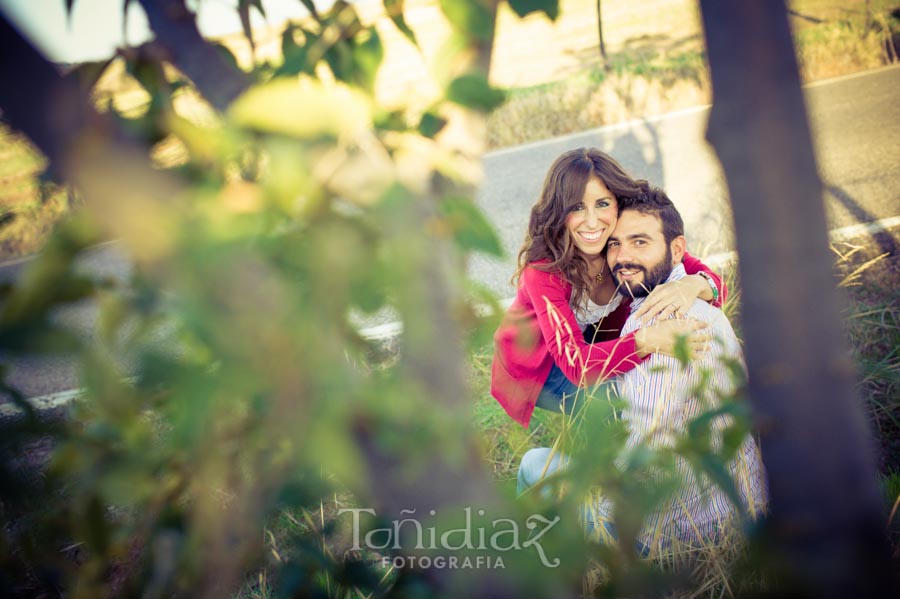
[614, 246, 632, 264]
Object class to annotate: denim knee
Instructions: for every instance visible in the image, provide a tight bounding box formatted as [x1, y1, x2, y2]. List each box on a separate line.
[517, 447, 565, 495]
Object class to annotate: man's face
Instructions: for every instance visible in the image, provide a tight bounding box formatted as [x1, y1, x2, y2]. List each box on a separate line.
[607, 210, 674, 298]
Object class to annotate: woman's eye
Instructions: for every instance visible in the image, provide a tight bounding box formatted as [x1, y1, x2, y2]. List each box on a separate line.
[596, 200, 610, 208]
[571, 203, 584, 212]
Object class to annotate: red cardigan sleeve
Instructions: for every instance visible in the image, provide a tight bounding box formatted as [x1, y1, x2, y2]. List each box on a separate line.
[682, 251, 728, 307]
[521, 266, 643, 387]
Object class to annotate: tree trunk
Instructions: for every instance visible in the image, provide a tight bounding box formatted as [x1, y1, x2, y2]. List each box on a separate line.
[596, 0, 609, 70]
[698, 1, 892, 595]
[136, 0, 252, 111]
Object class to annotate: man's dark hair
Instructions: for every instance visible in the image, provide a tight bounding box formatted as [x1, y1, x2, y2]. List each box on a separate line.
[618, 187, 684, 245]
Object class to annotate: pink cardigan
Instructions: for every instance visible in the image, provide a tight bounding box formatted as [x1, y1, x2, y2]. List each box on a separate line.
[490, 253, 725, 427]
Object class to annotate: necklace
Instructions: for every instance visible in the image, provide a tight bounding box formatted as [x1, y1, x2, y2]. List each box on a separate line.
[595, 269, 604, 285]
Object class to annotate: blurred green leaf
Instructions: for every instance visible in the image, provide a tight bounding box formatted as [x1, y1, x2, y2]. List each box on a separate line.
[350, 29, 384, 92]
[438, 195, 503, 257]
[446, 72, 506, 112]
[327, 0, 363, 39]
[97, 290, 128, 345]
[237, 0, 264, 53]
[297, 0, 320, 20]
[84, 494, 111, 555]
[439, 0, 494, 41]
[508, 0, 560, 20]
[230, 78, 371, 139]
[384, 0, 418, 47]
[213, 42, 242, 74]
[417, 110, 447, 138]
[672, 332, 690, 367]
[276, 24, 316, 78]
[124, 47, 170, 99]
[696, 453, 743, 510]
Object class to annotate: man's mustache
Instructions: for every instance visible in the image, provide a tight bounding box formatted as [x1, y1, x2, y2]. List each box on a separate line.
[612, 263, 646, 276]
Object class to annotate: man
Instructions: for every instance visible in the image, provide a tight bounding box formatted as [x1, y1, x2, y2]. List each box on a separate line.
[518, 188, 766, 547]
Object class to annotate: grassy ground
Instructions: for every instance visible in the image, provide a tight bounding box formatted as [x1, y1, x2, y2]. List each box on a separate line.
[0, 127, 70, 259]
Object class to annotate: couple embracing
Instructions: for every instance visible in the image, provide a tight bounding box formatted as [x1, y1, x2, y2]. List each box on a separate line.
[490, 148, 766, 548]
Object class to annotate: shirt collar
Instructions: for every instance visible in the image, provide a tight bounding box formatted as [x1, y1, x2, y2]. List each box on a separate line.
[628, 263, 688, 314]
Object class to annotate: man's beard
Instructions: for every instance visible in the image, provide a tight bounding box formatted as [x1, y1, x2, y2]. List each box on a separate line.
[613, 247, 673, 299]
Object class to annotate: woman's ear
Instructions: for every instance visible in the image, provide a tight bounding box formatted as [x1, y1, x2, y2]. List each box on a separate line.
[670, 235, 687, 265]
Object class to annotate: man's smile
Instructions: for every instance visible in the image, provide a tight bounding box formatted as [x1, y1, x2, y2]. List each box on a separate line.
[613, 263, 645, 280]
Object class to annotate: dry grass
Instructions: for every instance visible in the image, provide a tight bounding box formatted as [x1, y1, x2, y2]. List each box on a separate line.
[0, 125, 70, 258]
[487, 0, 899, 149]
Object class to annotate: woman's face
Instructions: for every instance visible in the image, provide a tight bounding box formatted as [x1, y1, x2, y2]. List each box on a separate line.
[565, 176, 618, 260]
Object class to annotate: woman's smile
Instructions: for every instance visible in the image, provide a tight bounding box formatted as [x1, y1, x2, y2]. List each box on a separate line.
[577, 229, 606, 243]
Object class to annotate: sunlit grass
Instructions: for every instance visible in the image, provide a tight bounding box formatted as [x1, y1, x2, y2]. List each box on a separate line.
[0, 124, 71, 259]
[487, 3, 899, 150]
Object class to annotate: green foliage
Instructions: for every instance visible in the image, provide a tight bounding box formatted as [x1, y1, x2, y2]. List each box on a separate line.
[0, 1, 774, 597]
[416, 110, 447, 138]
[238, 0, 267, 53]
[508, 0, 560, 20]
[439, 0, 495, 42]
[1, 1, 546, 596]
[438, 195, 504, 257]
[446, 72, 506, 112]
[384, 0, 419, 47]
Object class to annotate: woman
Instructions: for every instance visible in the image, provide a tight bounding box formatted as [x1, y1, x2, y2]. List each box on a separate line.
[491, 148, 726, 427]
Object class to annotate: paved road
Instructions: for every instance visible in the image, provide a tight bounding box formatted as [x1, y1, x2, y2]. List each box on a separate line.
[3, 65, 900, 403]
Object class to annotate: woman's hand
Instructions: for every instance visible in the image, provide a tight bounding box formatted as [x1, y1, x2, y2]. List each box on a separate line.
[633, 275, 710, 324]
[634, 318, 711, 359]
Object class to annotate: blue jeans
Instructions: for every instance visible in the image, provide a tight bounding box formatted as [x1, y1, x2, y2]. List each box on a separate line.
[517, 447, 649, 555]
[534, 363, 580, 413]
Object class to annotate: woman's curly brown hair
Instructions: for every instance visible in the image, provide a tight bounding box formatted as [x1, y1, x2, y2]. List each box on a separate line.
[514, 147, 649, 307]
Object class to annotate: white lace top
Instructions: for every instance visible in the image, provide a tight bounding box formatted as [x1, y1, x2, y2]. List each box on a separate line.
[572, 292, 623, 332]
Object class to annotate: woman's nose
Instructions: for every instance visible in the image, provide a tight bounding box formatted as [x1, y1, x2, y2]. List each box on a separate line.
[585, 208, 598, 227]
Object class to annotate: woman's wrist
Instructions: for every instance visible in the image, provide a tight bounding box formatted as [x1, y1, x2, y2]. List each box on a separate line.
[694, 272, 717, 302]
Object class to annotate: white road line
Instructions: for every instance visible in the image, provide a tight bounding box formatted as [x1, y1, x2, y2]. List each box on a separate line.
[0, 388, 82, 419]
[803, 62, 900, 89]
[485, 104, 712, 158]
[828, 215, 900, 240]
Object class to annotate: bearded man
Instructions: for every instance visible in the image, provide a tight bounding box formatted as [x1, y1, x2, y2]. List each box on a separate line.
[518, 187, 767, 548]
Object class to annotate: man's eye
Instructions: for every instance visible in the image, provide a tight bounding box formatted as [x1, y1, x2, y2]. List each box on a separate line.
[634, 240, 647, 246]
[607, 240, 619, 248]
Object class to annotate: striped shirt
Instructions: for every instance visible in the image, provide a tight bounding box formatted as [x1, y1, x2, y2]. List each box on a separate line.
[610, 264, 767, 546]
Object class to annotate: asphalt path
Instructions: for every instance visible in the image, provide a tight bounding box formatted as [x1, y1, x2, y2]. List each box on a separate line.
[3, 65, 900, 404]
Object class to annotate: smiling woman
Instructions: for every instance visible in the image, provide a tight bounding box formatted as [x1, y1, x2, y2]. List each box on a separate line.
[490, 147, 727, 427]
